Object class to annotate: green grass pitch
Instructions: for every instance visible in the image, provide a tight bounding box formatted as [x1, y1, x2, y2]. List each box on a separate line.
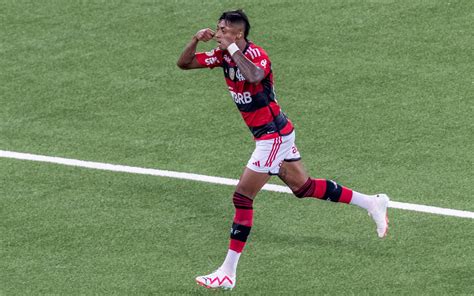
[1, 0, 473, 294]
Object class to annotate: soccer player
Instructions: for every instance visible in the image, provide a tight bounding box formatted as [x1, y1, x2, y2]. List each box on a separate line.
[177, 10, 390, 290]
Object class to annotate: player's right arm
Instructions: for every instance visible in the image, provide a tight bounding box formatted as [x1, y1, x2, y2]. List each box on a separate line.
[177, 28, 215, 70]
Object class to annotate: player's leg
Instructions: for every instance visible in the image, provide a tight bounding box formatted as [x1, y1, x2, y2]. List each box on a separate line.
[278, 159, 389, 238]
[235, 167, 272, 199]
[221, 168, 270, 273]
[279, 160, 353, 203]
[195, 168, 270, 290]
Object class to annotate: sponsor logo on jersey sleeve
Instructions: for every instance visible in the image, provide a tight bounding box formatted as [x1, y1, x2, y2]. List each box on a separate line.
[205, 57, 218, 65]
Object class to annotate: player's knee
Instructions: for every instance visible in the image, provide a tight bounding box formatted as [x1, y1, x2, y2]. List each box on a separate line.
[232, 192, 254, 209]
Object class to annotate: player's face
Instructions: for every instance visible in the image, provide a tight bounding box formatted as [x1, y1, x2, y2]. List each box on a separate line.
[215, 20, 242, 49]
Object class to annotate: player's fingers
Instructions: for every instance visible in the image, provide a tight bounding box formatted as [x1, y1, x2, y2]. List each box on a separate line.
[203, 31, 216, 41]
[195, 31, 205, 40]
[203, 31, 214, 39]
[195, 28, 210, 39]
[207, 28, 215, 36]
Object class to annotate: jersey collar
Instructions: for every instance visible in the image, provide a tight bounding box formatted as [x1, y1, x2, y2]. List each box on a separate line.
[242, 41, 251, 55]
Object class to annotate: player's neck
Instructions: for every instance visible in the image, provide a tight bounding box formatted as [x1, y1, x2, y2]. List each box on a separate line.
[236, 39, 248, 51]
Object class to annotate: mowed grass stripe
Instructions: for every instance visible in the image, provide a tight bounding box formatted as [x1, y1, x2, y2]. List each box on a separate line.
[2, 149, 473, 219]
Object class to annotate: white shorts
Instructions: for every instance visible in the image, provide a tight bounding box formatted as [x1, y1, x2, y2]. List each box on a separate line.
[246, 131, 301, 175]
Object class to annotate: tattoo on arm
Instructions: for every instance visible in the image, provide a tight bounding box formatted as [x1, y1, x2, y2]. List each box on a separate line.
[232, 51, 264, 83]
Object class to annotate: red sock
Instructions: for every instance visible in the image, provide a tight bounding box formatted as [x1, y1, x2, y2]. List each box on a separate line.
[229, 192, 253, 253]
[293, 178, 353, 204]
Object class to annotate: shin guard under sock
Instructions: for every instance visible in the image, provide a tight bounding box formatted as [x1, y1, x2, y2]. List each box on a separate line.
[229, 192, 254, 253]
[220, 192, 254, 276]
[293, 178, 353, 204]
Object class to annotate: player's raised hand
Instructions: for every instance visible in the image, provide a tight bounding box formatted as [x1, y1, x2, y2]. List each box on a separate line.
[195, 28, 215, 42]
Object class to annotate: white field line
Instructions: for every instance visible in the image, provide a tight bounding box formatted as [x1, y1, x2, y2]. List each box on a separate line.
[1, 150, 473, 219]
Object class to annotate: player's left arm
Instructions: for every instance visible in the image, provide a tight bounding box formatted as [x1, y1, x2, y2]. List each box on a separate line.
[218, 36, 265, 83]
[230, 51, 265, 84]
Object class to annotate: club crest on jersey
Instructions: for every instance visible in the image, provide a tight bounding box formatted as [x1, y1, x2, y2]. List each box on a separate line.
[228, 67, 245, 81]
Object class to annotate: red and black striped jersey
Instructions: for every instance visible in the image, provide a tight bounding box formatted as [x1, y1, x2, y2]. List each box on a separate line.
[195, 42, 294, 140]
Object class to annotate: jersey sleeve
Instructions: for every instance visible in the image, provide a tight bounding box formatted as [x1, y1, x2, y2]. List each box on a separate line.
[247, 47, 272, 77]
[195, 48, 223, 69]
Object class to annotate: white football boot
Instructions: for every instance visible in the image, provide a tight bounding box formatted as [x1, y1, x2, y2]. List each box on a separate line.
[195, 269, 236, 290]
[368, 194, 390, 238]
